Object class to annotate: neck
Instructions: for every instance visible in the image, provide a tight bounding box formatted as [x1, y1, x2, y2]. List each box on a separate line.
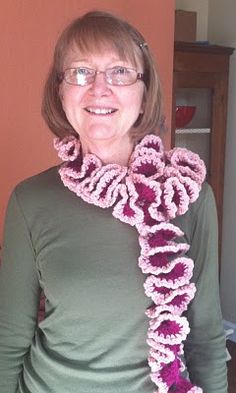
[80, 136, 134, 166]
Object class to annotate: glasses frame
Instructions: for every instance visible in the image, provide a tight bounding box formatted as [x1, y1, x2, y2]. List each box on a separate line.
[60, 66, 144, 87]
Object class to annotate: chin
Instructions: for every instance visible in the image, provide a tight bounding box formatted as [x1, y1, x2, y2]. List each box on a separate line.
[84, 126, 121, 141]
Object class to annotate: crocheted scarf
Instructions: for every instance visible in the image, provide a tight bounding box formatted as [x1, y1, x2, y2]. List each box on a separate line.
[54, 134, 206, 393]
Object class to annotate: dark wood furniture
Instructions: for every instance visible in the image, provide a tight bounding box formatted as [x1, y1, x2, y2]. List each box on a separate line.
[227, 340, 236, 393]
[172, 41, 234, 255]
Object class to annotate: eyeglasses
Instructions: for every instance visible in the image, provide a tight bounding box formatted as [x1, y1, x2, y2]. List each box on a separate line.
[60, 66, 144, 86]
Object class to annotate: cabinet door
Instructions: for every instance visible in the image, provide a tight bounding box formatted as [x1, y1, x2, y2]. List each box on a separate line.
[172, 71, 228, 244]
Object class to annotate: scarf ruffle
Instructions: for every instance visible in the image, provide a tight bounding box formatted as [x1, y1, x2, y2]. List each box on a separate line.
[55, 134, 206, 393]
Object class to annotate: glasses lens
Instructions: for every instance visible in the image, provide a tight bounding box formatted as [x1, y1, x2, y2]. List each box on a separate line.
[107, 67, 137, 86]
[63, 67, 141, 86]
[64, 68, 95, 86]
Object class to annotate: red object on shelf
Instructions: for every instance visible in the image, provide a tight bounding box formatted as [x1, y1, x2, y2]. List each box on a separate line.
[175, 105, 196, 128]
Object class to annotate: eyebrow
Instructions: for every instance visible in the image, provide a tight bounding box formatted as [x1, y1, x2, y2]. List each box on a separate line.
[70, 57, 129, 64]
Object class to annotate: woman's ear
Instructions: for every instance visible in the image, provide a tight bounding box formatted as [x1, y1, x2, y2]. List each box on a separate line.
[140, 95, 146, 114]
[59, 85, 64, 102]
[58, 85, 66, 112]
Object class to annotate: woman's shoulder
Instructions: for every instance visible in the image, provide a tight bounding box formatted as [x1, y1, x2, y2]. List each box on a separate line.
[15, 166, 60, 190]
[191, 181, 215, 212]
[13, 166, 61, 196]
[172, 181, 217, 242]
[11, 166, 65, 210]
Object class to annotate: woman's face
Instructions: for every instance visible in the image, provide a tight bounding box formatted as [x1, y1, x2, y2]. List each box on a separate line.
[60, 46, 145, 152]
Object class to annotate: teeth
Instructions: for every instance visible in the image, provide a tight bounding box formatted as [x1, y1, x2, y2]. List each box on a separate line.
[86, 107, 115, 115]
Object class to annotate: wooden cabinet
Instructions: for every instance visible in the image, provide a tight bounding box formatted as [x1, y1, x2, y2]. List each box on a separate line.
[172, 41, 234, 250]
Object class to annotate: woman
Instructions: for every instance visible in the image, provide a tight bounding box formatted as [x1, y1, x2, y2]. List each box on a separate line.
[0, 11, 227, 393]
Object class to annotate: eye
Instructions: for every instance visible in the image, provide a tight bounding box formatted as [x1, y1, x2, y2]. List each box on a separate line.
[73, 67, 94, 76]
[111, 66, 131, 75]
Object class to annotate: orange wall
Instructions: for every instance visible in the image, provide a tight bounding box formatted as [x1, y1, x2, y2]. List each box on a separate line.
[0, 0, 174, 240]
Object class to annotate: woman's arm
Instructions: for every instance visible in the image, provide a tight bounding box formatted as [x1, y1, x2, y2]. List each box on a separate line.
[0, 190, 40, 393]
[184, 184, 228, 393]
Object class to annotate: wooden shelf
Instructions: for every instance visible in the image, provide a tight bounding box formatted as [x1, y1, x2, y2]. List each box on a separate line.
[176, 128, 210, 134]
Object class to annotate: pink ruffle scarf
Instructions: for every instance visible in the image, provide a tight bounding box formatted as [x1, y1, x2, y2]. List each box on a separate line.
[54, 134, 206, 393]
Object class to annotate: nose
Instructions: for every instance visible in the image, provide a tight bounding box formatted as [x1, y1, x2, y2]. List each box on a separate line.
[88, 71, 111, 96]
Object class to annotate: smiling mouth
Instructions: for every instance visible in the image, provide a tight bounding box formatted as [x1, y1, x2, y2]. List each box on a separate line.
[84, 107, 117, 115]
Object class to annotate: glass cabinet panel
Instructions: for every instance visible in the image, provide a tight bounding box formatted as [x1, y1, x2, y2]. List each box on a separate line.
[174, 88, 212, 172]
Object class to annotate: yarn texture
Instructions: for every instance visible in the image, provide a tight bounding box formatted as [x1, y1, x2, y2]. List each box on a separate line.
[55, 134, 206, 393]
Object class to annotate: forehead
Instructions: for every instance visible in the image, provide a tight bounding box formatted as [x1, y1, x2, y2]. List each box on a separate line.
[62, 41, 143, 69]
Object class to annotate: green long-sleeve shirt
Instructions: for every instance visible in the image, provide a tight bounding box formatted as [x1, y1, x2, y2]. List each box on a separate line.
[0, 167, 227, 393]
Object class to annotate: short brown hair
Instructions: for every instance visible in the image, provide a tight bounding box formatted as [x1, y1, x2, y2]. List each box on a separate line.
[41, 10, 162, 141]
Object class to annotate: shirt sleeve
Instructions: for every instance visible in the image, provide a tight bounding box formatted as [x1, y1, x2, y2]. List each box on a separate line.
[184, 184, 228, 393]
[0, 190, 40, 393]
